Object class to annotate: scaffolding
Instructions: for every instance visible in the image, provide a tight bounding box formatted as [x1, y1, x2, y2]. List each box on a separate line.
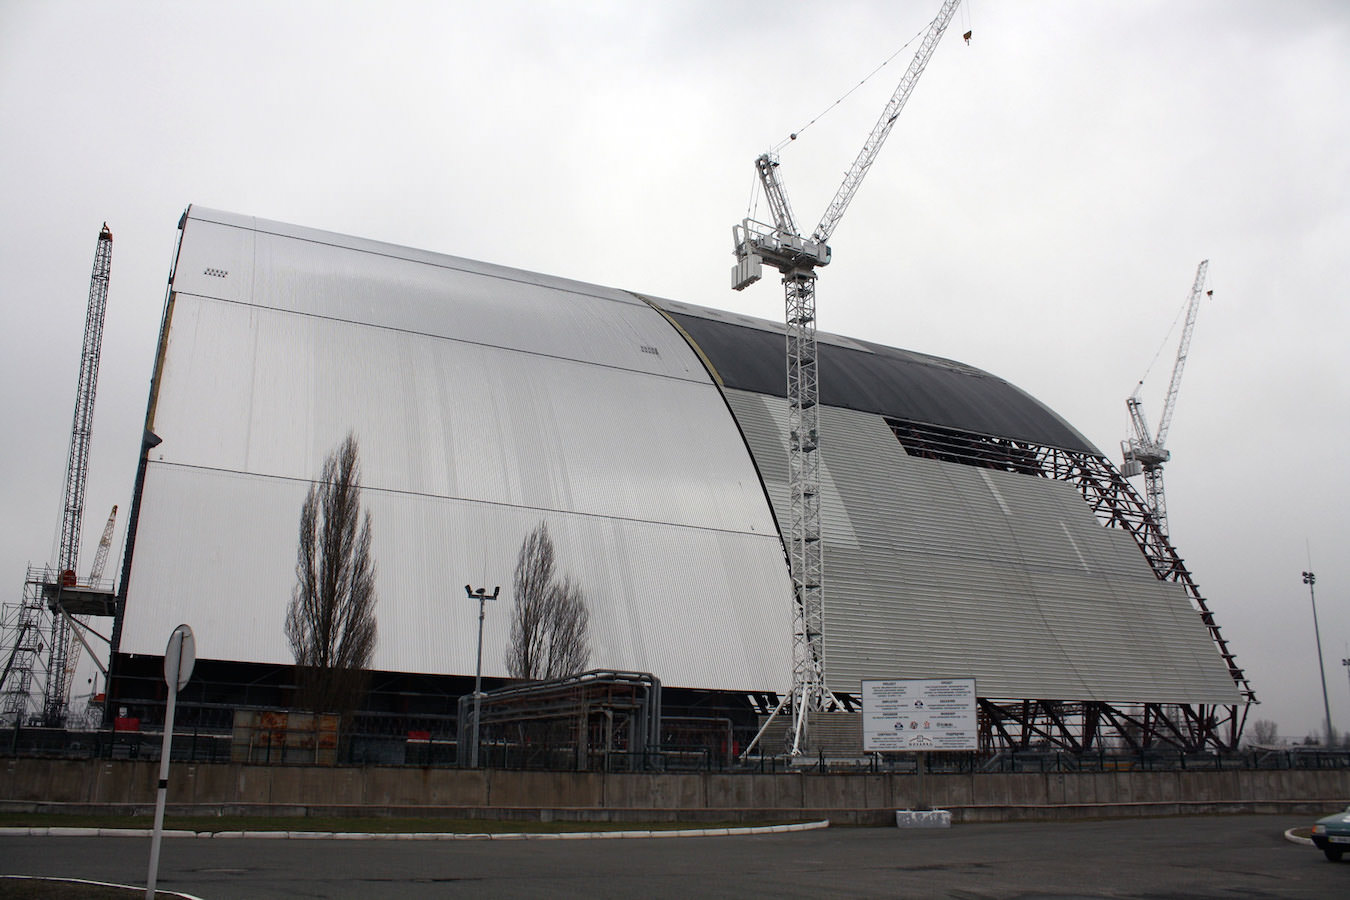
[0, 566, 116, 727]
[0, 571, 48, 725]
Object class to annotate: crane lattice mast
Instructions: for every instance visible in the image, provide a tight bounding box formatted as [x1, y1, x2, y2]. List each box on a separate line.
[45, 225, 114, 725]
[1122, 259, 1209, 557]
[732, 0, 963, 755]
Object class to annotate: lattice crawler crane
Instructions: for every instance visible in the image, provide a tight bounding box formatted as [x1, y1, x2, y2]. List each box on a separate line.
[731, 0, 964, 755]
[0, 224, 114, 727]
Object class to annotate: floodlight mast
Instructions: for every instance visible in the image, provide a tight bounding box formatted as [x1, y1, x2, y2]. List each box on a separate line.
[1122, 260, 1209, 554]
[732, 0, 963, 757]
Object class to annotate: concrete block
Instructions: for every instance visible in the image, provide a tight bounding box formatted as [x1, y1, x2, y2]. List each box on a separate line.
[734, 773, 800, 809]
[232, 765, 273, 805]
[931, 773, 973, 807]
[647, 773, 704, 809]
[486, 769, 602, 807]
[896, 809, 951, 828]
[802, 772, 867, 809]
[300, 766, 362, 805]
[705, 773, 750, 809]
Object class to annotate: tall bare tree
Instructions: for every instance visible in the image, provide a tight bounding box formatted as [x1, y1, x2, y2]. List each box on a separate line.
[286, 432, 378, 715]
[505, 523, 590, 680]
[1244, 718, 1279, 747]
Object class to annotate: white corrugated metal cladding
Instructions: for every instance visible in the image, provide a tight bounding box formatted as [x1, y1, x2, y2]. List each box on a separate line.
[120, 207, 1239, 704]
[122, 208, 792, 692]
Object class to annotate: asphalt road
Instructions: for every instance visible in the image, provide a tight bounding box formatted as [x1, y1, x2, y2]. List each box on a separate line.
[3, 816, 1346, 899]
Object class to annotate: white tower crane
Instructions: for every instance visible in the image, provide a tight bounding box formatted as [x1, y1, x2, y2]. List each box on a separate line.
[732, 0, 964, 756]
[1121, 260, 1210, 557]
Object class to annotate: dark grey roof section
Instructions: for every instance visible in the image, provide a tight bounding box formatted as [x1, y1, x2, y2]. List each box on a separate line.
[662, 305, 1098, 455]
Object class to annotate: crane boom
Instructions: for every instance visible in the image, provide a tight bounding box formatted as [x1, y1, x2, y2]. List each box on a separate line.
[44, 224, 113, 726]
[812, 0, 963, 245]
[1154, 260, 1208, 448]
[756, 154, 800, 238]
[88, 505, 118, 585]
[58, 224, 114, 580]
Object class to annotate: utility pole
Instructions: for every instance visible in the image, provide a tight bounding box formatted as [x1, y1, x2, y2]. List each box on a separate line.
[464, 584, 498, 768]
[1343, 656, 1350, 746]
[1302, 571, 1334, 746]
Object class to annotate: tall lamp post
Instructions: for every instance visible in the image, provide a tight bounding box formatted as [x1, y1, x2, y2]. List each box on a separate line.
[464, 584, 499, 768]
[1302, 571, 1335, 746]
[1342, 657, 1350, 743]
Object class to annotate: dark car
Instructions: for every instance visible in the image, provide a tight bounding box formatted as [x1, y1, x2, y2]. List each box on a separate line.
[1311, 806, 1350, 861]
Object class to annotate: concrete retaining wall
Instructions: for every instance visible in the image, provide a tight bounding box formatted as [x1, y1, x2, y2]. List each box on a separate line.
[3, 758, 1348, 824]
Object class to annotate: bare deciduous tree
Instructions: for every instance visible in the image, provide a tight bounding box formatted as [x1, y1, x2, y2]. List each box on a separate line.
[1245, 718, 1279, 747]
[285, 432, 378, 715]
[505, 523, 590, 680]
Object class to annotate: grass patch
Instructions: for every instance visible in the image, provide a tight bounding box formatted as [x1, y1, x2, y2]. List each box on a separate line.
[0, 812, 812, 834]
[0, 877, 165, 899]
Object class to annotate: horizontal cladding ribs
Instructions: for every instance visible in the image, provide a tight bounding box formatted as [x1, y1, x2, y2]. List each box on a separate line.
[723, 391, 1245, 709]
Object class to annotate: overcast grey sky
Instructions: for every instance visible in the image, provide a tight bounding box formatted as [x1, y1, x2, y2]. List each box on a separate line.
[2, 0, 1346, 742]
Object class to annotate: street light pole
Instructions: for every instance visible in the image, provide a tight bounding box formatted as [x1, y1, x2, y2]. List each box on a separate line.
[1342, 657, 1350, 744]
[464, 584, 499, 768]
[1302, 571, 1335, 746]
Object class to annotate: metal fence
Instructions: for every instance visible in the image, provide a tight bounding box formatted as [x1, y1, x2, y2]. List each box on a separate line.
[7, 715, 1350, 775]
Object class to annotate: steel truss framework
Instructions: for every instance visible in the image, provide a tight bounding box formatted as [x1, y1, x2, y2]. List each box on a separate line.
[0, 573, 47, 724]
[784, 271, 834, 742]
[872, 419, 1255, 752]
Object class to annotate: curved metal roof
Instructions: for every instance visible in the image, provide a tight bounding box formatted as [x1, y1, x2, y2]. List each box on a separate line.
[651, 298, 1097, 455]
[117, 207, 1238, 706]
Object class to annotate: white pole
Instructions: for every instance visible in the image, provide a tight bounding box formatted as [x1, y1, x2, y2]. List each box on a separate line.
[464, 585, 498, 769]
[1303, 571, 1335, 745]
[146, 674, 177, 899]
[472, 591, 485, 768]
[147, 625, 193, 899]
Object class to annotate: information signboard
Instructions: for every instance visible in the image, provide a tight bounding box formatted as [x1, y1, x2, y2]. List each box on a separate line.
[862, 678, 977, 752]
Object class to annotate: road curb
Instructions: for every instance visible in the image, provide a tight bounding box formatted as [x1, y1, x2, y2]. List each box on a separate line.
[0, 874, 204, 899]
[1283, 827, 1313, 846]
[0, 819, 830, 841]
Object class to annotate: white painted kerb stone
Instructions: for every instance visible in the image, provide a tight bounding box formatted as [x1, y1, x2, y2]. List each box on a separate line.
[896, 809, 951, 828]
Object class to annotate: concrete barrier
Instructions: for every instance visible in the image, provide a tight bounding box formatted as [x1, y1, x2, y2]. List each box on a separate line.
[2, 758, 1348, 824]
